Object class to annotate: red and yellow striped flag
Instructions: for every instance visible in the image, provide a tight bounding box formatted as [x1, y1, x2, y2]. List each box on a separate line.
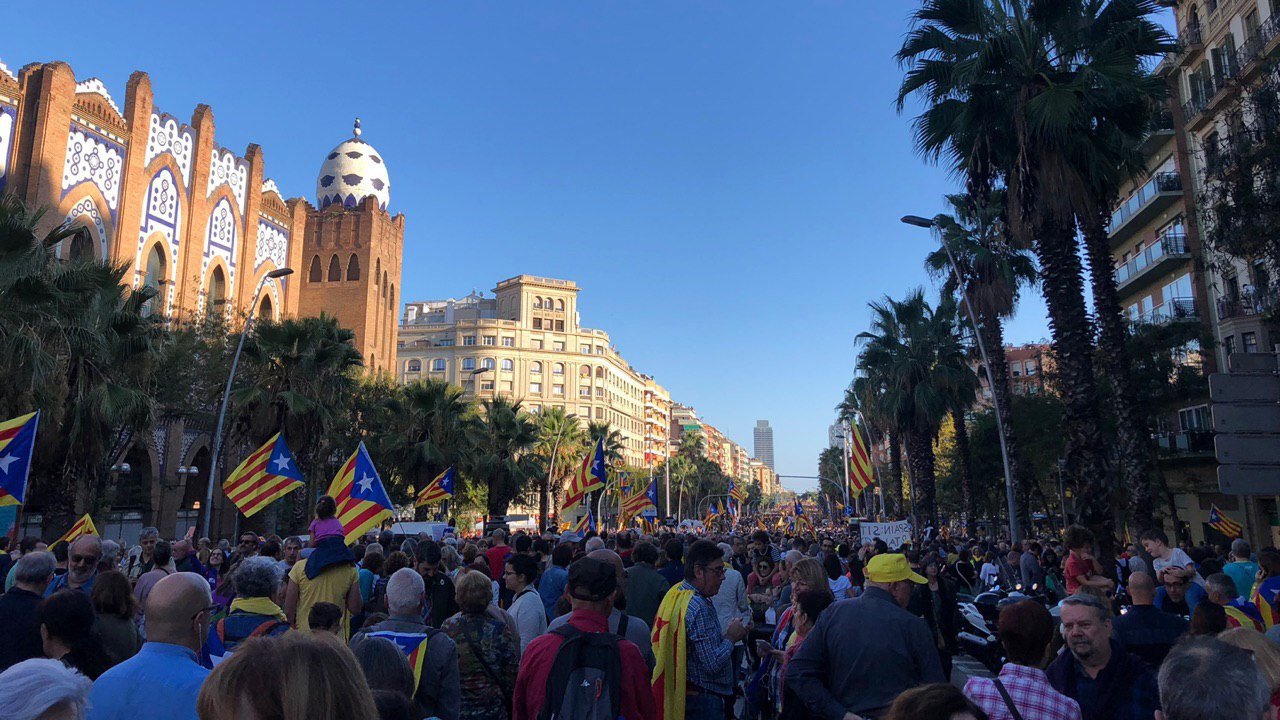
[328, 443, 394, 544]
[54, 513, 98, 547]
[651, 584, 696, 720]
[222, 433, 305, 518]
[1209, 504, 1244, 539]
[848, 421, 875, 498]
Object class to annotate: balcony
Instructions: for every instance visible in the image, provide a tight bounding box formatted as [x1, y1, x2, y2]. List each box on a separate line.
[1108, 172, 1183, 242]
[1217, 286, 1280, 321]
[1115, 233, 1190, 291]
[1156, 430, 1215, 458]
[1237, 15, 1280, 74]
[1138, 110, 1176, 155]
[1132, 297, 1198, 326]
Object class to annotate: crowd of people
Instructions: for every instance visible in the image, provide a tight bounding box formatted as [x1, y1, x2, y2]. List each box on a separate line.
[0, 508, 1277, 720]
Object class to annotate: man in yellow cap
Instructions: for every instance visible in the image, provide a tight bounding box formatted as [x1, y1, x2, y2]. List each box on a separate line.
[785, 553, 945, 719]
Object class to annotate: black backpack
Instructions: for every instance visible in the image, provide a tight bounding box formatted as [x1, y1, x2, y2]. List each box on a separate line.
[538, 625, 623, 720]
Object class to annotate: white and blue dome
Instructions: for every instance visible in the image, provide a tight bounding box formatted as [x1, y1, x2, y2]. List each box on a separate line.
[316, 118, 390, 210]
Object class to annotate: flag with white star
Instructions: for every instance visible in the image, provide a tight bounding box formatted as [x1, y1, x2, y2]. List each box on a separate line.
[222, 432, 305, 518]
[328, 442, 394, 543]
[0, 411, 39, 507]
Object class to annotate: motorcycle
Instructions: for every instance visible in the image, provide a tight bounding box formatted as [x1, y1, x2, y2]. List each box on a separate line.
[956, 581, 1056, 674]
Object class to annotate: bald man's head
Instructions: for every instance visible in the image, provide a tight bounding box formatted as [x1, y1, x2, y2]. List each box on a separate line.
[1128, 571, 1155, 604]
[144, 572, 213, 650]
[587, 549, 626, 607]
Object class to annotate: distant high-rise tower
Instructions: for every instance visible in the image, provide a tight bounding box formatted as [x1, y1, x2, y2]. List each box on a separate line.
[754, 420, 775, 470]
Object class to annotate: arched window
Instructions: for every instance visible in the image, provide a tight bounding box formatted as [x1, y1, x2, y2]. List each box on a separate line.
[206, 267, 227, 312]
[327, 254, 342, 281]
[258, 294, 273, 321]
[595, 367, 605, 378]
[309, 255, 322, 282]
[68, 228, 93, 262]
[389, 284, 395, 311]
[501, 359, 514, 371]
[407, 359, 422, 372]
[375, 258, 381, 285]
[481, 358, 495, 370]
[556, 298, 565, 311]
[347, 254, 361, 281]
[580, 366, 591, 378]
[553, 363, 564, 375]
[143, 244, 166, 315]
[432, 359, 446, 372]
[462, 358, 476, 371]
[534, 297, 543, 309]
[531, 361, 542, 374]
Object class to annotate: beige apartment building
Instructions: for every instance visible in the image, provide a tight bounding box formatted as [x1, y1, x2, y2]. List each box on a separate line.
[397, 275, 666, 468]
[670, 404, 757, 489]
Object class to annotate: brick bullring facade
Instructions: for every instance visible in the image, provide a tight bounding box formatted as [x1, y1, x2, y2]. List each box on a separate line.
[0, 57, 404, 540]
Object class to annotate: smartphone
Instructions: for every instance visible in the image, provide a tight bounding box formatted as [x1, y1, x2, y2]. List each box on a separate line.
[755, 639, 774, 654]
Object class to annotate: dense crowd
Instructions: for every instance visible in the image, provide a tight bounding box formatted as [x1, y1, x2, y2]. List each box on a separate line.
[0, 506, 1276, 720]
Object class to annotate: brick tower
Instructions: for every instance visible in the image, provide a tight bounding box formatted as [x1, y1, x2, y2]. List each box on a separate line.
[296, 119, 403, 374]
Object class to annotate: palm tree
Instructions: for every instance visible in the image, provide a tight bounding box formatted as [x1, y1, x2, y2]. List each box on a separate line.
[933, 297, 981, 535]
[384, 378, 474, 519]
[534, 408, 584, 529]
[857, 290, 976, 527]
[896, 0, 1169, 542]
[466, 396, 539, 517]
[587, 421, 625, 466]
[925, 190, 1037, 526]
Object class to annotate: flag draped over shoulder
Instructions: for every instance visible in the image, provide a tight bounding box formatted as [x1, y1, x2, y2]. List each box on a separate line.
[0, 411, 39, 507]
[415, 467, 456, 506]
[328, 442, 394, 543]
[564, 438, 607, 507]
[1253, 576, 1280, 629]
[651, 584, 696, 720]
[55, 514, 98, 546]
[1209, 504, 1244, 539]
[367, 631, 430, 691]
[222, 433, 305, 518]
[848, 420, 875, 498]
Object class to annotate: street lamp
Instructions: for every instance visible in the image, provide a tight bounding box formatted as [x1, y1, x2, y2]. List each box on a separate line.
[467, 366, 491, 394]
[901, 214, 1021, 542]
[201, 267, 294, 536]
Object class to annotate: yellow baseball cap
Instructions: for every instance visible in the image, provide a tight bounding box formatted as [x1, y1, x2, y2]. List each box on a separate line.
[865, 553, 926, 584]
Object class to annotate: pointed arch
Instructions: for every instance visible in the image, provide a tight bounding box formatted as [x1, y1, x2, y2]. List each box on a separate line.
[309, 254, 322, 282]
[375, 258, 381, 285]
[346, 253, 361, 281]
[206, 265, 227, 313]
[142, 239, 167, 315]
[327, 254, 342, 282]
[258, 294, 274, 321]
[389, 283, 395, 311]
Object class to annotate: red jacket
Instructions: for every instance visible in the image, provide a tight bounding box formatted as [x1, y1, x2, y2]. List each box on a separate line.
[513, 608, 657, 720]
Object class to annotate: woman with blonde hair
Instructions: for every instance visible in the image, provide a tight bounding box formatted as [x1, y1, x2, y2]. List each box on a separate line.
[1219, 627, 1280, 707]
[197, 632, 378, 720]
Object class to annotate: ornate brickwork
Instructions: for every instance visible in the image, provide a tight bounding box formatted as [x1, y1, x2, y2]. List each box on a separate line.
[61, 124, 124, 217]
[144, 113, 195, 187]
[206, 147, 248, 212]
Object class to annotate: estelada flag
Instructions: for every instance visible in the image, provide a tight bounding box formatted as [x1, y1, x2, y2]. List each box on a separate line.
[1209, 504, 1244, 539]
[651, 584, 696, 720]
[415, 467, 456, 506]
[328, 442, 394, 544]
[366, 631, 430, 691]
[564, 437, 606, 507]
[54, 513, 98, 547]
[222, 433, 304, 518]
[621, 481, 657, 517]
[1253, 576, 1280, 629]
[0, 411, 39, 507]
[849, 420, 876, 498]
[571, 508, 594, 534]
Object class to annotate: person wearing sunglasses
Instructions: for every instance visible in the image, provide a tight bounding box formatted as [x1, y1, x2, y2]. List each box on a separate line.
[46, 536, 102, 597]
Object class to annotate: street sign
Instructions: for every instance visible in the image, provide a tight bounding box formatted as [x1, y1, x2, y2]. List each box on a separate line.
[1211, 353, 1280, 496]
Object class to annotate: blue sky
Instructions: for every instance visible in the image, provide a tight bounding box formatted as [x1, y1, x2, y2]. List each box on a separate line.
[8, 2, 1169, 492]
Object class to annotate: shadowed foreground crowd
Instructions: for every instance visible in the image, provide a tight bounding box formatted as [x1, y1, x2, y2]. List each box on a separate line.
[0, 521, 1277, 720]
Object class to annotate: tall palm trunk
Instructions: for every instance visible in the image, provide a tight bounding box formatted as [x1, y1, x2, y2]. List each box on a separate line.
[904, 429, 937, 528]
[1081, 211, 1158, 522]
[978, 308, 1029, 529]
[888, 432, 904, 517]
[951, 407, 976, 537]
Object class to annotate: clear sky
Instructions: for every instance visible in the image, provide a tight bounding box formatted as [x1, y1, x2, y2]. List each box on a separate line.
[9, 2, 1166, 492]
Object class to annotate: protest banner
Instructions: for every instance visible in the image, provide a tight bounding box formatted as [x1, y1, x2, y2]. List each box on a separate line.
[860, 519, 912, 549]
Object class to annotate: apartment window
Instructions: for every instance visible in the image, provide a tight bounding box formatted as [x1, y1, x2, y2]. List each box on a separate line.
[530, 382, 543, 394]
[555, 320, 564, 332]
[531, 339, 543, 350]
[580, 387, 591, 397]
[595, 345, 604, 354]
[1224, 335, 1236, 355]
[462, 358, 476, 371]
[532, 318, 543, 330]
[581, 345, 591, 354]
[1179, 405, 1210, 431]
[437, 338, 455, 347]
[553, 384, 565, 396]
[501, 359, 514, 371]
[531, 361, 542, 374]
[553, 342, 565, 352]
[553, 363, 564, 375]
[481, 358, 496, 370]
[407, 359, 422, 372]
[534, 297, 543, 309]
[483, 336, 496, 346]
[530, 405, 542, 415]
[595, 407, 604, 420]
[432, 359, 446, 372]
[596, 387, 604, 398]
[580, 406, 590, 417]
[480, 381, 494, 391]
[595, 367, 605, 378]
[501, 337, 514, 347]
[1243, 332, 1259, 353]
[463, 336, 476, 346]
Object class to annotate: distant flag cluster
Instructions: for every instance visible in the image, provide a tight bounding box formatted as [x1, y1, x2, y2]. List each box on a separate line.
[0, 411, 39, 508]
[222, 433, 305, 518]
[415, 467, 456, 506]
[328, 442, 395, 544]
[848, 421, 875, 498]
